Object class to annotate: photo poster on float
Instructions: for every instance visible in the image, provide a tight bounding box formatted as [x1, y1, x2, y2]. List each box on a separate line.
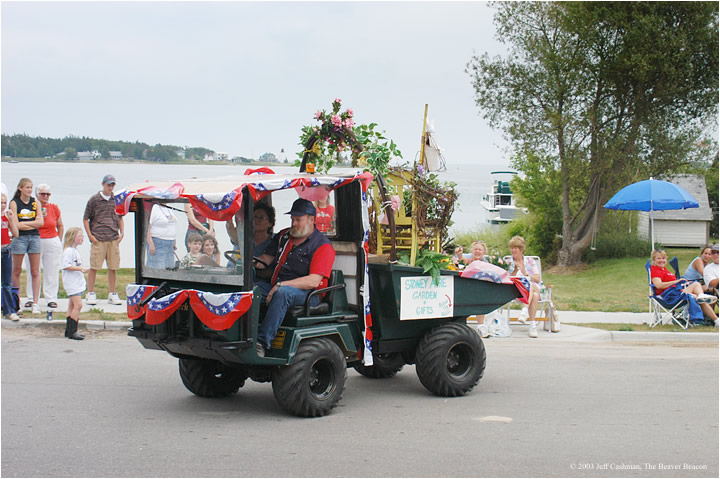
[400, 275, 454, 320]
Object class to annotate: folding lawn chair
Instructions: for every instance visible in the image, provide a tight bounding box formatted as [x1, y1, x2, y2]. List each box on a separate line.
[503, 255, 559, 332]
[645, 257, 690, 329]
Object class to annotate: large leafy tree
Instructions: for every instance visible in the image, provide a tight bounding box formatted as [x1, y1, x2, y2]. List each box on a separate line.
[467, 2, 718, 266]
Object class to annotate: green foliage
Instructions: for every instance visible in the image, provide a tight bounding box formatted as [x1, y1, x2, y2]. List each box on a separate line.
[453, 224, 514, 259]
[412, 249, 452, 286]
[466, 1, 719, 266]
[354, 123, 404, 182]
[581, 231, 650, 263]
[1, 133, 205, 162]
[296, 100, 403, 179]
[63, 147, 77, 160]
[296, 99, 359, 174]
[704, 155, 719, 238]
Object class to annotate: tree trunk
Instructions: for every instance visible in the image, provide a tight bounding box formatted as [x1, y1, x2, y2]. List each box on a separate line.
[557, 172, 603, 267]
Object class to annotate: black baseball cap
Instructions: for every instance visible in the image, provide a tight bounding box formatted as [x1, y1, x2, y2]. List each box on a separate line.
[286, 198, 316, 217]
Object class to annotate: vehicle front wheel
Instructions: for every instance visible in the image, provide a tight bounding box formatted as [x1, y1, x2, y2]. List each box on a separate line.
[352, 352, 405, 378]
[179, 358, 247, 398]
[415, 323, 486, 397]
[272, 337, 346, 417]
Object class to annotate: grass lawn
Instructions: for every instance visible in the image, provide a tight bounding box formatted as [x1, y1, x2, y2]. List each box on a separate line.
[15, 248, 718, 329]
[543, 247, 702, 312]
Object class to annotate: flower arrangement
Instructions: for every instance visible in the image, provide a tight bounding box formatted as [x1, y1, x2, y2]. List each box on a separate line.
[297, 99, 403, 178]
[298, 98, 363, 174]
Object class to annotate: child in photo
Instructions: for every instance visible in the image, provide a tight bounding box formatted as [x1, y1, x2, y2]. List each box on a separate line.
[179, 233, 204, 269]
[62, 227, 88, 340]
[201, 234, 221, 265]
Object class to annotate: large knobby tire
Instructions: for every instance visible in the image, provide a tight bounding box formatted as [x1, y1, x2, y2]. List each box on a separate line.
[352, 352, 406, 378]
[272, 337, 347, 417]
[179, 358, 247, 398]
[415, 322, 486, 397]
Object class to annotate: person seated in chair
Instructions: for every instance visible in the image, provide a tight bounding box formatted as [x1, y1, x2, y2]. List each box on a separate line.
[684, 245, 714, 292]
[254, 199, 335, 357]
[703, 244, 719, 318]
[650, 249, 717, 326]
[506, 236, 541, 338]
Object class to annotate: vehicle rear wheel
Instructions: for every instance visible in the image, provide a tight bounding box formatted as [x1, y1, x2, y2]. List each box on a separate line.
[415, 322, 486, 397]
[179, 358, 247, 398]
[352, 352, 405, 378]
[272, 337, 346, 417]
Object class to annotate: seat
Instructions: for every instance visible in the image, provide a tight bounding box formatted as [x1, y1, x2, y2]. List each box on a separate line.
[502, 255, 559, 332]
[646, 257, 689, 329]
[373, 170, 414, 255]
[284, 270, 351, 327]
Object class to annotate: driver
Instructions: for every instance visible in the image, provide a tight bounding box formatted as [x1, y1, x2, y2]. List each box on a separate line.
[255, 199, 335, 357]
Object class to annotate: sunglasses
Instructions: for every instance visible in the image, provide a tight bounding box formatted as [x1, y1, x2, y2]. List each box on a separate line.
[38, 192, 51, 196]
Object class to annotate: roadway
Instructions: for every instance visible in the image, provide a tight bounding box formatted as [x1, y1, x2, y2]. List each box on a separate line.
[1, 327, 717, 477]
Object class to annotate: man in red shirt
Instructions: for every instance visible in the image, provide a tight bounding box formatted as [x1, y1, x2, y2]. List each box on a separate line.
[255, 199, 335, 357]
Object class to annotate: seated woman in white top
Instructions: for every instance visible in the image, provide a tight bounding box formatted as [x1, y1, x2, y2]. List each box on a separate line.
[684, 245, 713, 292]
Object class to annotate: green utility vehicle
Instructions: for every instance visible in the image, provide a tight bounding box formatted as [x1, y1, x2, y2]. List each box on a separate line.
[120, 170, 519, 417]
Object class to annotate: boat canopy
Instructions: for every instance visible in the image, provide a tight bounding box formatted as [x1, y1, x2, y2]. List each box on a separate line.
[114, 167, 374, 221]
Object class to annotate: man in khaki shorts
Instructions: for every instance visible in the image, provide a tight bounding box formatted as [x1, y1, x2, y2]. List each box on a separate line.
[83, 175, 124, 305]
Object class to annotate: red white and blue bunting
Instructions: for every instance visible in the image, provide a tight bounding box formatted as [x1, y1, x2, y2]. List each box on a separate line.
[126, 284, 158, 320]
[127, 284, 254, 331]
[114, 171, 374, 222]
[360, 188, 373, 365]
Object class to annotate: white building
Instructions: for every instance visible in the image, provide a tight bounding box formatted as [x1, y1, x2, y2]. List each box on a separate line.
[77, 150, 101, 160]
[637, 174, 713, 247]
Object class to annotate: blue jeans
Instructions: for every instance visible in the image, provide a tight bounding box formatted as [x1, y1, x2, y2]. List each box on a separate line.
[257, 285, 319, 349]
[146, 238, 176, 269]
[2, 247, 16, 315]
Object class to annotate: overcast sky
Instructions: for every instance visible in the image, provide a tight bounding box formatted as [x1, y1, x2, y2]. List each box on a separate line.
[2, 1, 510, 166]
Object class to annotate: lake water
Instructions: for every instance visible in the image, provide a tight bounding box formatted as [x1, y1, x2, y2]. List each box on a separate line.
[1, 161, 507, 267]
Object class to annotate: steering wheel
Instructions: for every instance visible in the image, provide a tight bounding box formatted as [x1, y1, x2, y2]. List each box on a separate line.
[253, 256, 270, 269]
[224, 250, 242, 265]
[223, 251, 271, 270]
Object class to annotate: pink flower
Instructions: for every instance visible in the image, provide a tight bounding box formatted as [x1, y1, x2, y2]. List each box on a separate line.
[346, 108, 354, 117]
[315, 111, 322, 120]
[344, 118, 355, 128]
[334, 98, 342, 104]
[390, 195, 401, 211]
[331, 115, 343, 128]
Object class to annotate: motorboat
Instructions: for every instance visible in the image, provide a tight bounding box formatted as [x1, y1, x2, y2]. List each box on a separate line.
[481, 171, 524, 224]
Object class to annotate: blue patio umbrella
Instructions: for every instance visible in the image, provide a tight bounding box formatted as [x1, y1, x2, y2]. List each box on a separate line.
[604, 177, 699, 250]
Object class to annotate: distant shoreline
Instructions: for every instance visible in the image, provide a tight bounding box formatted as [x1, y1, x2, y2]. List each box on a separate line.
[1, 158, 288, 167]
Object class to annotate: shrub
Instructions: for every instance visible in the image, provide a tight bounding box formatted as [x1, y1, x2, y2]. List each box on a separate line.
[581, 231, 651, 262]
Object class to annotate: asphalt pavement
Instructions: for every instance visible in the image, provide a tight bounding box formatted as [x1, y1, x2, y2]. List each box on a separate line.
[3, 297, 717, 344]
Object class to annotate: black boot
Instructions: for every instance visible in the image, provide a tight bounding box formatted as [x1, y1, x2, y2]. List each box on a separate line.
[67, 318, 84, 340]
[64, 317, 71, 338]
